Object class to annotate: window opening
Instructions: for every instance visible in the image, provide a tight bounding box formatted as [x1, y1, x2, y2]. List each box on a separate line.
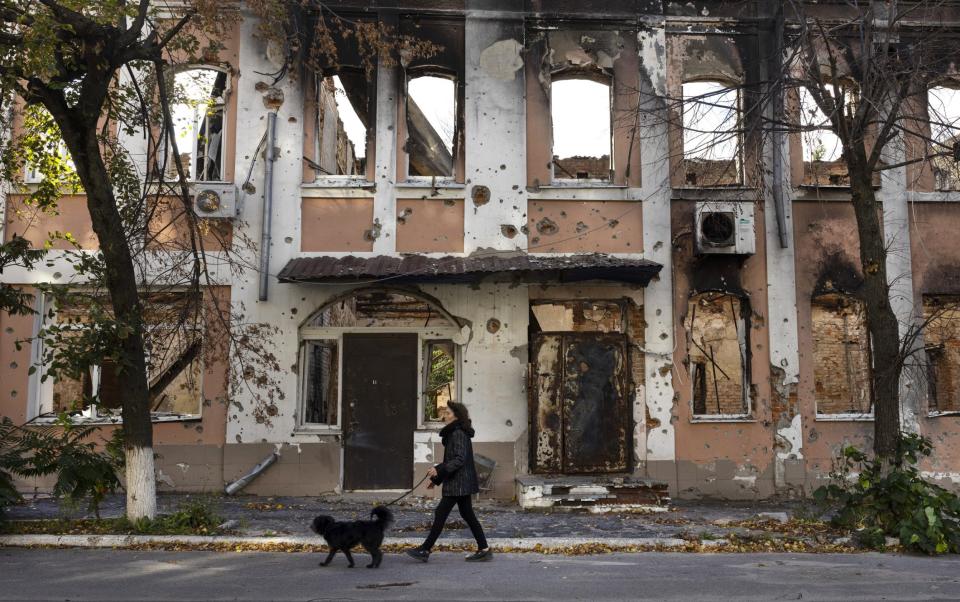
[406, 75, 455, 178]
[313, 74, 368, 177]
[551, 78, 611, 181]
[682, 81, 742, 186]
[812, 294, 872, 415]
[800, 84, 855, 186]
[927, 86, 960, 190]
[686, 292, 749, 416]
[167, 67, 227, 182]
[923, 295, 960, 413]
[423, 340, 457, 422]
[303, 340, 339, 425]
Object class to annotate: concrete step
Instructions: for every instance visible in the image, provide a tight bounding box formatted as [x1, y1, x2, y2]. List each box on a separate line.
[516, 475, 670, 510]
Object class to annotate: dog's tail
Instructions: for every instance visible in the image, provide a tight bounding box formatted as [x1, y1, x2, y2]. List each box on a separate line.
[370, 505, 394, 530]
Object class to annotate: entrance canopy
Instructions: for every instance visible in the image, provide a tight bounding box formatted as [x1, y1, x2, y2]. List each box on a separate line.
[278, 253, 662, 285]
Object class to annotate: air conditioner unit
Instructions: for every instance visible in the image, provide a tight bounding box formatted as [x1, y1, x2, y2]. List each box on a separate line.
[192, 184, 238, 219]
[694, 201, 755, 255]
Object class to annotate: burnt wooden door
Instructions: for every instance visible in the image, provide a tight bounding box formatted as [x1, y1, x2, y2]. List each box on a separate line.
[530, 333, 630, 474]
[342, 333, 417, 490]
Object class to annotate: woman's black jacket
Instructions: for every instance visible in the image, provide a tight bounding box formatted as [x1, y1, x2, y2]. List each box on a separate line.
[431, 420, 480, 497]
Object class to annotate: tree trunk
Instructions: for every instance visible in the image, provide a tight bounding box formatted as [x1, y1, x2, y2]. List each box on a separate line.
[849, 162, 902, 460]
[62, 116, 157, 520]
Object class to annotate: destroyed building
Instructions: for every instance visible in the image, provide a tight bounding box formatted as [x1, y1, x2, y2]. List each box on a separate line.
[4, 0, 960, 506]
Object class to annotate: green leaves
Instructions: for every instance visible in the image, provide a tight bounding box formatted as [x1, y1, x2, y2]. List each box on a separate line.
[0, 417, 123, 520]
[814, 433, 960, 555]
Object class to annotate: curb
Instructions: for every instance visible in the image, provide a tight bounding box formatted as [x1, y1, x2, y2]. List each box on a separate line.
[0, 534, 706, 551]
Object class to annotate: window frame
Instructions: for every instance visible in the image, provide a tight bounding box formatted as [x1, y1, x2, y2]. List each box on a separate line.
[686, 291, 753, 421]
[926, 83, 960, 192]
[402, 69, 461, 185]
[921, 294, 960, 417]
[420, 338, 460, 426]
[811, 293, 875, 421]
[307, 69, 373, 184]
[680, 79, 744, 188]
[549, 70, 614, 185]
[162, 64, 231, 184]
[30, 293, 205, 424]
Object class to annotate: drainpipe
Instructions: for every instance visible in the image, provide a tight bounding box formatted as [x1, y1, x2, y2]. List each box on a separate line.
[771, 4, 789, 249]
[224, 451, 280, 495]
[258, 111, 278, 301]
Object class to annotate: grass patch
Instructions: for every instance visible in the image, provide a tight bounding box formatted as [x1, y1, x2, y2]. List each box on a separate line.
[0, 498, 229, 536]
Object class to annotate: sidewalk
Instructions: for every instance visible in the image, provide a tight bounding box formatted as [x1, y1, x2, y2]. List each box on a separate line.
[0, 492, 862, 553]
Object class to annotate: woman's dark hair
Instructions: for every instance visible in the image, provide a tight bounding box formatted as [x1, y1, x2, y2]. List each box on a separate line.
[447, 401, 472, 430]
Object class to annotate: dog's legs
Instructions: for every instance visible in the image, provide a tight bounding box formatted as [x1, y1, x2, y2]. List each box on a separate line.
[319, 548, 337, 567]
[362, 544, 382, 568]
[343, 549, 355, 568]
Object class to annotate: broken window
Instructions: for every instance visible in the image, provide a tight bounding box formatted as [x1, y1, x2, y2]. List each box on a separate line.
[685, 292, 750, 416]
[927, 86, 960, 190]
[551, 76, 611, 181]
[309, 73, 369, 178]
[799, 85, 853, 186]
[682, 81, 742, 186]
[302, 339, 339, 425]
[923, 295, 960, 414]
[44, 294, 203, 419]
[165, 67, 228, 182]
[406, 74, 456, 178]
[423, 340, 457, 422]
[811, 294, 872, 415]
[530, 300, 624, 333]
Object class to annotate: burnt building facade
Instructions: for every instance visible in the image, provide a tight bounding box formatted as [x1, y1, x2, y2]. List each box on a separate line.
[4, 0, 960, 503]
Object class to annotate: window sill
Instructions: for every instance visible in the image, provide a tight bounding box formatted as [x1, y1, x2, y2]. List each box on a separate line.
[293, 425, 341, 435]
[303, 179, 375, 189]
[417, 422, 446, 431]
[690, 415, 755, 423]
[672, 185, 753, 192]
[815, 414, 874, 422]
[395, 180, 465, 190]
[30, 413, 202, 425]
[927, 410, 960, 418]
[540, 181, 627, 189]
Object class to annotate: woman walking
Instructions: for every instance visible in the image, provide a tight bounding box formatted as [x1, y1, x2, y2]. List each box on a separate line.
[406, 402, 492, 562]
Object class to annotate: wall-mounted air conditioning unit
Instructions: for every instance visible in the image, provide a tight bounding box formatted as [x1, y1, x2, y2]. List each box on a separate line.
[192, 184, 238, 219]
[694, 201, 755, 255]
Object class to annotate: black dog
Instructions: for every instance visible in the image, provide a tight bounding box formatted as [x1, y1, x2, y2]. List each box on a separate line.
[310, 505, 394, 568]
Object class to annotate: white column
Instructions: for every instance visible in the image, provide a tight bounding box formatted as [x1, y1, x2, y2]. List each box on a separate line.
[638, 25, 677, 478]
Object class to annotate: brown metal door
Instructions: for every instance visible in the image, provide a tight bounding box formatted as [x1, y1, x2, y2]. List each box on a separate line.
[561, 333, 629, 473]
[342, 333, 417, 490]
[530, 333, 630, 474]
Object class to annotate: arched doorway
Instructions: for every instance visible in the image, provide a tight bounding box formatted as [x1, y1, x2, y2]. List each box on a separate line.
[300, 287, 461, 490]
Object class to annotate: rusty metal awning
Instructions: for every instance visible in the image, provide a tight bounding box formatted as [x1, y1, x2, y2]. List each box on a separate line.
[277, 254, 662, 285]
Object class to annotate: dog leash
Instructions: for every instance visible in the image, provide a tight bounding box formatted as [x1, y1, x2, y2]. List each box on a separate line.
[381, 473, 431, 508]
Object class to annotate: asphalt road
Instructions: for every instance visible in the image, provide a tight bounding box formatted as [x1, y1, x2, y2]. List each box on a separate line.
[2, 548, 959, 601]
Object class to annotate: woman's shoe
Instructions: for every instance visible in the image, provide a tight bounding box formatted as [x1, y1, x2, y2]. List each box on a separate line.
[405, 547, 430, 562]
[465, 548, 493, 562]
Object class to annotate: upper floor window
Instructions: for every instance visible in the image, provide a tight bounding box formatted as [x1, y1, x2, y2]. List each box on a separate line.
[927, 85, 960, 191]
[309, 73, 369, 179]
[21, 105, 76, 185]
[799, 84, 856, 186]
[681, 80, 742, 186]
[551, 75, 611, 182]
[406, 73, 456, 179]
[166, 67, 228, 183]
